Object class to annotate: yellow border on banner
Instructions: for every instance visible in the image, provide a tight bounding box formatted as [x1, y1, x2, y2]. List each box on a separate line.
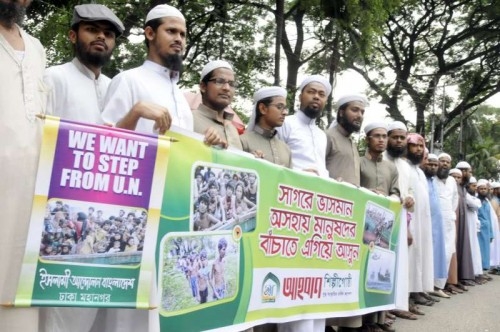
[14, 115, 60, 307]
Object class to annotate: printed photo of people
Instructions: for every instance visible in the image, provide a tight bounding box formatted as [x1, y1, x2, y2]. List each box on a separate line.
[191, 164, 258, 232]
[362, 202, 395, 249]
[160, 233, 239, 312]
[366, 247, 396, 293]
[40, 199, 147, 265]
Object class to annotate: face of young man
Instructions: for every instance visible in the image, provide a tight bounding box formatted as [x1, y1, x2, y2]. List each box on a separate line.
[366, 128, 388, 154]
[200, 67, 235, 111]
[387, 129, 407, 158]
[407, 142, 425, 165]
[70, 21, 116, 68]
[146, 16, 186, 71]
[259, 95, 287, 130]
[299, 82, 327, 119]
[339, 101, 365, 133]
[424, 159, 439, 177]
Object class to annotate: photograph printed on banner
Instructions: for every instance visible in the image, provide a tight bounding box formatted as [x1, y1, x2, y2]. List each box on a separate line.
[362, 201, 395, 249]
[365, 246, 396, 293]
[159, 232, 240, 313]
[191, 163, 258, 232]
[40, 198, 147, 265]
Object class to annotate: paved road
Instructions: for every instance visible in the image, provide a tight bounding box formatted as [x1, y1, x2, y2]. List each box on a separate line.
[392, 277, 500, 332]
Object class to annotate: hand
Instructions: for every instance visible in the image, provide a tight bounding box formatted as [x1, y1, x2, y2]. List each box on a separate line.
[131, 101, 172, 134]
[403, 196, 415, 209]
[252, 150, 265, 159]
[407, 229, 413, 246]
[204, 127, 228, 148]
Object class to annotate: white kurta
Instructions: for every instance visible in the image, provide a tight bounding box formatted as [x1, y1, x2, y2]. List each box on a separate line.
[407, 164, 434, 292]
[0, 26, 46, 331]
[44, 57, 109, 123]
[101, 60, 193, 133]
[489, 199, 500, 268]
[465, 193, 483, 275]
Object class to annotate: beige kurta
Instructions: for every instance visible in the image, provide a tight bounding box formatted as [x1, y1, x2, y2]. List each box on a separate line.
[193, 104, 243, 149]
[240, 125, 291, 168]
[0, 26, 46, 330]
[325, 124, 360, 186]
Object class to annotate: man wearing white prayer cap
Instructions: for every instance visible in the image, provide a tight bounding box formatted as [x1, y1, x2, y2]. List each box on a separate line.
[240, 86, 291, 167]
[325, 93, 368, 186]
[193, 59, 242, 149]
[102, 5, 222, 146]
[276, 75, 331, 178]
[435, 151, 461, 295]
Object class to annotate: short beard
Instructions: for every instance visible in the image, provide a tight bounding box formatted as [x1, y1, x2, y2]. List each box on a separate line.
[436, 167, 449, 180]
[407, 150, 423, 165]
[161, 53, 183, 72]
[338, 114, 360, 133]
[75, 38, 112, 68]
[0, 1, 25, 29]
[302, 106, 321, 119]
[387, 144, 406, 158]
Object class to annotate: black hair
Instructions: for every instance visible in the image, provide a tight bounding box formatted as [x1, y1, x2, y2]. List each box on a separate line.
[144, 17, 164, 48]
[255, 96, 273, 125]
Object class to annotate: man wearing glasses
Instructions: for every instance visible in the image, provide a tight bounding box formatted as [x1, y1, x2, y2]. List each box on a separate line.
[193, 60, 242, 149]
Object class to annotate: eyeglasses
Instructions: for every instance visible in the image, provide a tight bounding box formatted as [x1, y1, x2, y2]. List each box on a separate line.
[368, 134, 388, 140]
[208, 78, 238, 88]
[269, 103, 287, 111]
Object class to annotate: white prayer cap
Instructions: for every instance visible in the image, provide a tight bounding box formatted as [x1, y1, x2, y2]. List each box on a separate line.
[388, 121, 407, 132]
[469, 176, 477, 184]
[200, 60, 233, 82]
[477, 179, 489, 188]
[449, 168, 462, 176]
[438, 152, 452, 161]
[456, 161, 471, 169]
[491, 182, 500, 189]
[299, 75, 332, 96]
[336, 94, 369, 110]
[146, 4, 185, 24]
[247, 86, 287, 131]
[364, 121, 388, 135]
[427, 153, 438, 161]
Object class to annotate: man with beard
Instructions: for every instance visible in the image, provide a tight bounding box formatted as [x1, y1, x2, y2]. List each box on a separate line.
[405, 134, 434, 311]
[193, 60, 242, 149]
[476, 180, 494, 275]
[422, 154, 449, 299]
[101, 5, 220, 145]
[435, 153, 461, 295]
[0, 0, 46, 330]
[454, 161, 476, 287]
[325, 94, 368, 185]
[44, 4, 124, 123]
[489, 182, 500, 275]
[277, 75, 331, 178]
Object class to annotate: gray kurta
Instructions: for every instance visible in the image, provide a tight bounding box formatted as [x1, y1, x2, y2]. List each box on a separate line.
[240, 125, 291, 168]
[193, 104, 243, 149]
[360, 153, 400, 197]
[325, 124, 360, 186]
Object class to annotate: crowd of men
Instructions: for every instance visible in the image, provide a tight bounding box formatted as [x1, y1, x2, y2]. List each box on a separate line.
[1, 1, 499, 332]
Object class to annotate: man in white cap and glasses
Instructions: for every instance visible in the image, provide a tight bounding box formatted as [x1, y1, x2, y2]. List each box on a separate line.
[101, 4, 221, 145]
[240, 86, 291, 167]
[193, 59, 242, 149]
[277, 74, 331, 178]
[325, 94, 367, 186]
[44, 4, 124, 123]
[0, 1, 46, 330]
[434, 153, 461, 295]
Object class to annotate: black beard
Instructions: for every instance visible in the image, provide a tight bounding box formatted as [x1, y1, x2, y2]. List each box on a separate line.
[302, 105, 322, 119]
[0, 1, 25, 28]
[407, 150, 423, 165]
[436, 167, 449, 179]
[424, 168, 436, 178]
[161, 53, 183, 72]
[338, 114, 360, 133]
[387, 144, 406, 158]
[478, 193, 487, 200]
[76, 38, 112, 68]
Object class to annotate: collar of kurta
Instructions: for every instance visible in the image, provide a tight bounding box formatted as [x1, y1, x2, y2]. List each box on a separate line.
[296, 109, 318, 125]
[253, 124, 277, 138]
[365, 151, 383, 162]
[143, 59, 180, 80]
[334, 122, 352, 138]
[197, 104, 234, 124]
[72, 57, 101, 80]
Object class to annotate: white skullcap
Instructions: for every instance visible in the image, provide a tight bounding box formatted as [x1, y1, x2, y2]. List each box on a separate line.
[200, 60, 233, 82]
[427, 153, 438, 161]
[438, 152, 451, 161]
[491, 182, 500, 189]
[477, 179, 489, 188]
[456, 161, 471, 169]
[146, 4, 185, 24]
[449, 168, 462, 176]
[336, 94, 369, 110]
[388, 121, 407, 132]
[299, 75, 332, 96]
[247, 86, 287, 131]
[364, 121, 388, 135]
[469, 176, 477, 184]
